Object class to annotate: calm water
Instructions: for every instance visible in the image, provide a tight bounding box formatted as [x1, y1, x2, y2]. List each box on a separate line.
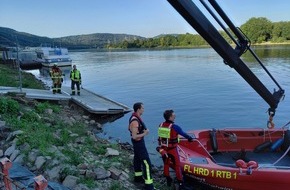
[31, 46, 290, 165]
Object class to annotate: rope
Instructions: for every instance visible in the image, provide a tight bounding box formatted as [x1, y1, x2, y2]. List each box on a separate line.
[273, 145, 290, 165]
[269, 120, 290, 166]
[261, 120, 290, 138]
[281, 120, 290, 130]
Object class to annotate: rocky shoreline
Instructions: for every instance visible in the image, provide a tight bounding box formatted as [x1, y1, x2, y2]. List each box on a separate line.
[0, 95, 167, 190]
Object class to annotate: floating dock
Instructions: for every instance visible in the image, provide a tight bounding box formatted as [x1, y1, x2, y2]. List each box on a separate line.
[0, 86, 131, 115]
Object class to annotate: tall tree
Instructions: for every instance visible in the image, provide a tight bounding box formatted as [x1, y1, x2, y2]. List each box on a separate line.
[272, 22, 286, 42]
[281, 22, 290, 40]
[240, 17, 273, 43]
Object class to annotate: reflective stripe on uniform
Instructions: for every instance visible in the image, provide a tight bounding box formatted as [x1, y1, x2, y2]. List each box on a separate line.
[158, 127, 171, 138]
[143, 160, 153, 184]
[134, 171, 143, 177]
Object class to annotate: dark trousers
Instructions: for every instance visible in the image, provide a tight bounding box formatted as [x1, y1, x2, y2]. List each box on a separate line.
[132, 139, 154, 189]
[71, 80, 80, 95]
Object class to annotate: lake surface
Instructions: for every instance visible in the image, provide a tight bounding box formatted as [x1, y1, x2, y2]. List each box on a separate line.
[31, 46, 290, 165]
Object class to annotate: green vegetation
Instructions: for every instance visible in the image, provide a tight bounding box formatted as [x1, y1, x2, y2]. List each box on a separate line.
[0, 95, 135, 189]
[0, 61, 45, 89]
[0, 96, 20, 115]
[0, 27, 144, 49]
[0, 62, 139, 189]
[2, 17, 290, 50]
[108, 33, 208, 49]
[108, 17, 290, 49]
[239, 17, 290, 43]
[35, 101, 60, 113]
[0, 62, 172, 190]
[109, 181, 123, 190]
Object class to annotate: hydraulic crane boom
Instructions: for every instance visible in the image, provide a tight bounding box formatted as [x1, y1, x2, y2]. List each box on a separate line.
[167, 0, 285, 115]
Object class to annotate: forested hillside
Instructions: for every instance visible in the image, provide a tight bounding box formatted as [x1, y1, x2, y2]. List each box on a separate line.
[0, 27, 145, 49]
[0, 27, 53, 47]
[1, 17, 290, 50]
[108, 17, 290, 49]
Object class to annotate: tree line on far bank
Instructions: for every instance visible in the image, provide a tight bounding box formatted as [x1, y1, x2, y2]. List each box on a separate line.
[107, 17, 290, 49]
[1, 17, 290, 49]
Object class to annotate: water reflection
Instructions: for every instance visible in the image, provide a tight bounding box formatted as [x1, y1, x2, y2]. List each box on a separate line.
[254, 45, 290, 59]
[242, 45, 290, 67]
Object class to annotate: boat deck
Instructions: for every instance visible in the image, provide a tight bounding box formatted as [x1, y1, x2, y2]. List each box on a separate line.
[0, 86, 131, 115]
[212, 151, 290, 168]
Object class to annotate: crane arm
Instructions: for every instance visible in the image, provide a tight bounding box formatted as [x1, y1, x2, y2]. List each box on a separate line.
[167, 0, 285, 115]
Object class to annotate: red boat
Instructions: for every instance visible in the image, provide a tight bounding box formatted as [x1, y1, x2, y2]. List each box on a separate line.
[161, 0, 288, 189]
[176, 127, 290, 190]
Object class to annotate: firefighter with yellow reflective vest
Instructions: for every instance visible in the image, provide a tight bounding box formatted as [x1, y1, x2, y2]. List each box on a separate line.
[50, 63, 63, 94]
[128, 102, 155, 190]
[70, 64, 81, 95]
[157, 109, 194, 189]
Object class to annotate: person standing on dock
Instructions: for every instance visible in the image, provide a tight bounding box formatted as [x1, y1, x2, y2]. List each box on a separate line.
[70, 65, 81, 95]
[50, 63, 63, 94]
[157, 109, 193, 189]
[128, 102, 155, 190]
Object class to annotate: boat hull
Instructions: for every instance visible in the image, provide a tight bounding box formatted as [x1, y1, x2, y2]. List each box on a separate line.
[40, 60, 72, 68]
[166, 128, 290, 190]
[182, 159, 290, 190]
[35, 46, 72, 68]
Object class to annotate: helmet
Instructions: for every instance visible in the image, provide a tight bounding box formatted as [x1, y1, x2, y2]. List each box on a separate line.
[53, 63, 58, 66]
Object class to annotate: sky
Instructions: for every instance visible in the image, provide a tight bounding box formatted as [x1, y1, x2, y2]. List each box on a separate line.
[1, 0, 290, 38]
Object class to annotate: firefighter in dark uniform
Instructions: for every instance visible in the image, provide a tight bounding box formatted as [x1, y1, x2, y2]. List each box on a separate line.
[70, 64, 81, 95]
[157, 109, 193, 189]
[50, 63, 63, 94]
[128, 102, 155, 190]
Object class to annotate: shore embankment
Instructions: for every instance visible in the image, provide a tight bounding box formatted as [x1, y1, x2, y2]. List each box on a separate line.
[0, 62, 168, 190]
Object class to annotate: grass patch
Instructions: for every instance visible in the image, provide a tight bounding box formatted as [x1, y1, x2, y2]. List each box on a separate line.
[35, 101, 61, 113]
[0, 97, 20, 115]
[0, 63, 45, 89]
[109, 181, 123, 190]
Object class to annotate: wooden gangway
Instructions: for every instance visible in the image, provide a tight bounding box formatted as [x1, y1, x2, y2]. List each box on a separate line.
[0, 86, 131, 115]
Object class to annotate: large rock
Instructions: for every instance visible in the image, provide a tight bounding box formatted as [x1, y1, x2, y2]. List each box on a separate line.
[35, 156, 46, 170]
[46, 166, 62, 181]
[27, 150, 38, 163]
[62, 175, 79, 189]
[94, 167, 110, 180]
[108, 166, 122, 180]
[4, 143, 16, 157]
[10, 149, 20, 161]
[105, 148, 119, 156]
[6, 130, 24, 141]
[13, 154, 24, 164]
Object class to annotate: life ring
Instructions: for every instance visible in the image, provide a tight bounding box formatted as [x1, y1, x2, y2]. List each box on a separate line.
[236, 159, 247, 168]
[247, 161, 258, 169]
